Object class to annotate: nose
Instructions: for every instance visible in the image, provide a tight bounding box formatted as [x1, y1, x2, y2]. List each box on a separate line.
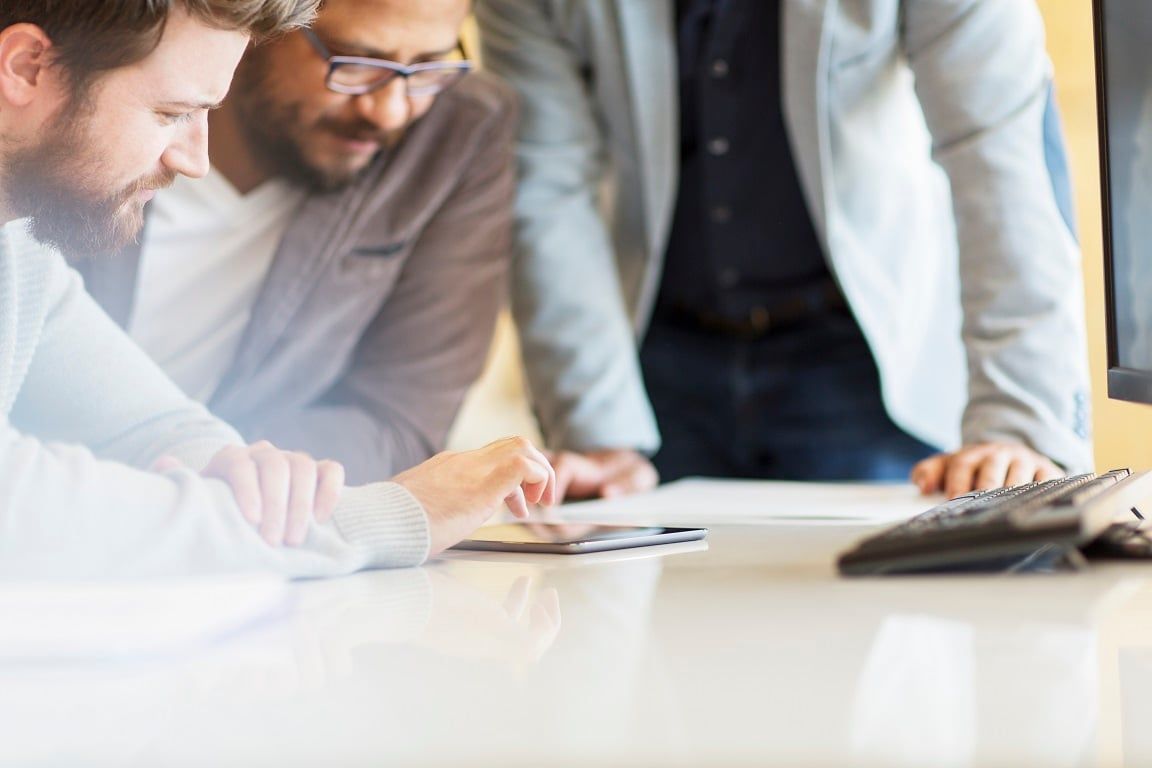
[353, 77, 412, 133]
[161, 111, 210, 180]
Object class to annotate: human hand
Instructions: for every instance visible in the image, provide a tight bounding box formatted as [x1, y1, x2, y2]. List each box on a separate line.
[548, 449, 659, 502]
[152, 441, 345, 547]
[910, 442, 1064, 498]
[392, 436, 557, 556]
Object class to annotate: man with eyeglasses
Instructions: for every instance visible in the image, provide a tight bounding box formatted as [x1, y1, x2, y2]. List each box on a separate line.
[0, 0, 557, 579]
[78, 0, 507, 484]
[479, 0, 1094, 496]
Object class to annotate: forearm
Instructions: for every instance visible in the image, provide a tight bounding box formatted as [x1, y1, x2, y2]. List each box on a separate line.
[905, 0, 1092, 472]
[0, 423, 429, 580]
[14, 254, 247, 472]
[511, 256, 660, 454]
[479, 0, 660, 453]
[944, 96, 1090, 470]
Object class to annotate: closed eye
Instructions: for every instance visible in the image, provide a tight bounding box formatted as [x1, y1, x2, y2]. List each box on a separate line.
[158, 111, 196, 126]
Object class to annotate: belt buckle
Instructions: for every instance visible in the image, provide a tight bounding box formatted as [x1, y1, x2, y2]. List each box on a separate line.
[748, 307, 771, 336]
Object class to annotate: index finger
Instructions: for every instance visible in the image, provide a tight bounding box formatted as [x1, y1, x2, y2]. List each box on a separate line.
[910, 454, 947, 495]
[505, 486, 531, 519]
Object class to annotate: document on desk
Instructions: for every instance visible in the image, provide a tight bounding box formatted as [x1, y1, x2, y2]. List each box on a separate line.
[0, 577, 288, 660]
[562, 478, 934, 526]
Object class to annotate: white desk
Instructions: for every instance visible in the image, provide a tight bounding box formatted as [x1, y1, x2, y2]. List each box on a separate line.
[4, 480, 1152, 767]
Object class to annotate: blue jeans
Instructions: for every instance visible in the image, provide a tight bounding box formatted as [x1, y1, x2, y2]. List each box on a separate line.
[640, 311, 938, 483]
[638, 90, 1073, 483]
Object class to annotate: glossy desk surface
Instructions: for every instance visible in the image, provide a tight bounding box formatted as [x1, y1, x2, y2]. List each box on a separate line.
[7, 480, 1152, 767]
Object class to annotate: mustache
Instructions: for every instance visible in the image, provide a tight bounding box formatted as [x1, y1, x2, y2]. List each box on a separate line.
[317, 117, 386, 145]
[112, 168, 178, 213]
[127, 169, 178, 197]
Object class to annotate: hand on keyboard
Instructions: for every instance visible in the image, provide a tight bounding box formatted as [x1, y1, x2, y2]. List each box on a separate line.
[838, 470, 1133, 575]
[910, 442, 1063, 498]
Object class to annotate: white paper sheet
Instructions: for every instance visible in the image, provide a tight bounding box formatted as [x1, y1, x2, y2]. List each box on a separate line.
[558, 478, 939, 526]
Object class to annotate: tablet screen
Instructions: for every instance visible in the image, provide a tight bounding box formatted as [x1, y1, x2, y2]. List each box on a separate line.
[466, 523, 670, 545]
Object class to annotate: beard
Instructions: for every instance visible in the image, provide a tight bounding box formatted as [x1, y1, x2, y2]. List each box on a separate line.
[231, 52, 386, 194]
[4, 102, 176, 259]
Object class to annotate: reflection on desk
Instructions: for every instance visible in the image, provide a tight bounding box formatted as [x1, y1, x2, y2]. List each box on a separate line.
[1, 482, 1151, 767]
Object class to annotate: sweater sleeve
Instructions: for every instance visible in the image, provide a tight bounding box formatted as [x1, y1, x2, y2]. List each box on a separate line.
[10, 247, 246, 472]
[0, 429, 429, 579]
[903, 0, 1092, 472]
[0, 242, 430, 580]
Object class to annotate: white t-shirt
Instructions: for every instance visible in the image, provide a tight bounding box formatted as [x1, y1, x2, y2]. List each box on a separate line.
[131, 168, 305, 402]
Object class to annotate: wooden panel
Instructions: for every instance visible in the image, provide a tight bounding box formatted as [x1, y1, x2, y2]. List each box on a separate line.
[1038, 0, 1152, 470]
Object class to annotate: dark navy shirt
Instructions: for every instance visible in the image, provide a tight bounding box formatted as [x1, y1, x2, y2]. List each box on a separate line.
[656, 0, 831, 320]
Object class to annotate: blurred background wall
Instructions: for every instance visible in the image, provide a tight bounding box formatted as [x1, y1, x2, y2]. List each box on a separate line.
[449, 3, 1152, 473]
[1039, 0, 1152, 471]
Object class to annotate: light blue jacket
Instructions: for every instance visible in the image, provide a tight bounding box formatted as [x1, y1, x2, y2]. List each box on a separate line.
[478, 0, 1093, 473]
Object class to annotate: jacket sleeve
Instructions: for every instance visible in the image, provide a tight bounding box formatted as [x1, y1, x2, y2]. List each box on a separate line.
[902, 0, 1093, 472]
[243, 88, 519, 484]
[0, 253, 429, 579]
[476, 0, 661, 454]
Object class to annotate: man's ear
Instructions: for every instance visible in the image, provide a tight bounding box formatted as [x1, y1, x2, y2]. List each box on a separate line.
[0, 24, 55, 108]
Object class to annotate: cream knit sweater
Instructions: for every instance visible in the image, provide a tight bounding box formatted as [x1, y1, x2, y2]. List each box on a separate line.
[0, 221, 430, 578]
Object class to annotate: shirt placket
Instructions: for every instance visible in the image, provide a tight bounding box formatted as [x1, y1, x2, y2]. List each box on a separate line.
[697, 5, 742, 313]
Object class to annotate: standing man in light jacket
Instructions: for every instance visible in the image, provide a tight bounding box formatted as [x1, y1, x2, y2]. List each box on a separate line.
[78, 0, 517, 485]
[478, 0, 1093, 497]
[0, 0, 554, 579]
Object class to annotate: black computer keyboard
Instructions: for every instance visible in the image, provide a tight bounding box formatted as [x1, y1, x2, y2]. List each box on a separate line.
[837, 469, 1135, 575]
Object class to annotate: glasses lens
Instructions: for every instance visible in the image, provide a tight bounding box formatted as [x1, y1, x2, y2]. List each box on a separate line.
[407, 67, 469, 96]
[329, 63, 398, 92]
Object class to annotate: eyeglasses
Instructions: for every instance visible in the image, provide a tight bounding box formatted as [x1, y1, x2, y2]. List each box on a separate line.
[302, 28, 473, 97]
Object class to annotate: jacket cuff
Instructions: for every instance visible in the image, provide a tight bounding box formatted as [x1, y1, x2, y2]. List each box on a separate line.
[551, 415, 661, 455]
[962, 412, 1094, 476]
[332, 482, 431, 568]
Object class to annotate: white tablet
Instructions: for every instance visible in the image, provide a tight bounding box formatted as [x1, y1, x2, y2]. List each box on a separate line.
[451, 523, 708, 554]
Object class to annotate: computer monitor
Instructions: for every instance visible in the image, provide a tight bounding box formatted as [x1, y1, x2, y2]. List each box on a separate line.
[1095, 0, 1152, 404]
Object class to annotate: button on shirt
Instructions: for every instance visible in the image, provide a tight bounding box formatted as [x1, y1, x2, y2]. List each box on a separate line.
[657, 0, 831, 321]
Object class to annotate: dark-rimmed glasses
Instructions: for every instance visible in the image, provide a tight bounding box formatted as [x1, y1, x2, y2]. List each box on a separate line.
[302, 28, 473, 97]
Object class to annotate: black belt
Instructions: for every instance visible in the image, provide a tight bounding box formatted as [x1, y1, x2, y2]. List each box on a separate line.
[664, 280, 849, 340]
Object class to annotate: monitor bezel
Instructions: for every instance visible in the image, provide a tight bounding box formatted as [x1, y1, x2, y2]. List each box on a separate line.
[1094, 0, 1152, 404]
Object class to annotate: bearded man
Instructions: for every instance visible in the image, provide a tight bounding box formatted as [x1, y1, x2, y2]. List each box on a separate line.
[0, 0, 555, 578]
[76, 0, 531, 488]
